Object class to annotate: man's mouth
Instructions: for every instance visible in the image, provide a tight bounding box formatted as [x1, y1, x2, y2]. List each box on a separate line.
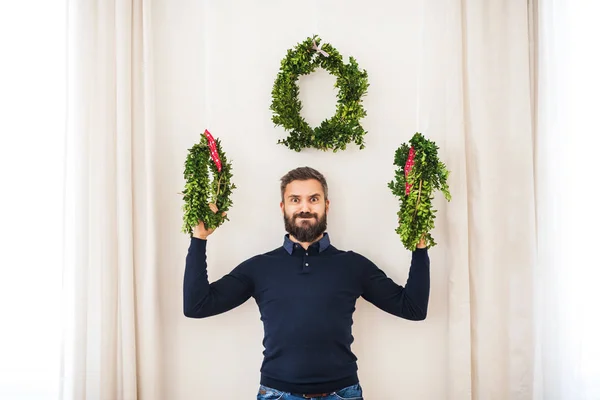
[295, 216, 316, 223]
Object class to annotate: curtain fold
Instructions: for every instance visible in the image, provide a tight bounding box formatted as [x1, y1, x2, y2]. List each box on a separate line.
[437, 1, 537, 398]
[61, 1, 162, 399]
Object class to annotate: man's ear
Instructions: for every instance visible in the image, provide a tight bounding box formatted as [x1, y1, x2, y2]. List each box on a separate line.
[325, 199, 330, 213]
[280, 201, 284, 214]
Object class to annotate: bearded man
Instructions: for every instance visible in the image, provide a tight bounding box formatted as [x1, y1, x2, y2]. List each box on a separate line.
[183, 167, 430, 400]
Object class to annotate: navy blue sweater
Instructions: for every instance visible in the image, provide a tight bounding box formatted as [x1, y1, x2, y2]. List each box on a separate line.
[183, 233, 430, 394]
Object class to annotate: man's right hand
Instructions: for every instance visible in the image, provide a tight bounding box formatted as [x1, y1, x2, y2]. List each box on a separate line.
[192, 203, 225, 240]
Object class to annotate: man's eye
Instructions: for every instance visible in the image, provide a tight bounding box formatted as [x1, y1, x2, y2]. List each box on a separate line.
[311, 197, 318, 202]
[291, 198, 298, 203]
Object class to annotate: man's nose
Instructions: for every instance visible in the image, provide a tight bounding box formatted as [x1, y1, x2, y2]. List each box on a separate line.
[300, 200, 311, 212]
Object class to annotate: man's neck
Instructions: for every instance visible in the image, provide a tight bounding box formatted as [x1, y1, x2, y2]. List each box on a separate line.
[289, 234, 324, 250]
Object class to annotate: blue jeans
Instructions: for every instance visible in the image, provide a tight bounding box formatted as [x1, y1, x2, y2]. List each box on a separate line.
[257, 383, 363, 400]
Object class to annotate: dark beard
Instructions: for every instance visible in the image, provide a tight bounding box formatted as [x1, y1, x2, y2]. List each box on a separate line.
[284, 211, 327, 243]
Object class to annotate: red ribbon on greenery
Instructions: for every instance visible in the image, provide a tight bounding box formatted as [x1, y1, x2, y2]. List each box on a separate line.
[404, 146, 415, 195]
[203, 129, 222, 172]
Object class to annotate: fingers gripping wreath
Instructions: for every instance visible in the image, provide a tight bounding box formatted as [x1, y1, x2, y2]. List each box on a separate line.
[270, 35, 369, 152]
[181, 130, 236, 235]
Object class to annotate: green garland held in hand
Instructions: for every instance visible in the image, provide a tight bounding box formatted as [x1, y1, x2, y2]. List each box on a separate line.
[388, 133, 451, 251]
[270, 35, 369, 152]
[181, 130, 236, 236]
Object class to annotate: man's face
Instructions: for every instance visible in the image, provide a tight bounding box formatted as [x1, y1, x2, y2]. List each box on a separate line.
[280, 179, 330, 243]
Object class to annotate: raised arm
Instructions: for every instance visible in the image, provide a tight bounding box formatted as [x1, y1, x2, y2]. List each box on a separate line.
[360, 248, 430, 321]
[183, 237, 254, 318]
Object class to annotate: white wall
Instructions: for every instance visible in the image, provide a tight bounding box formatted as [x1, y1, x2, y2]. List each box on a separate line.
[153, 1, 453, 398]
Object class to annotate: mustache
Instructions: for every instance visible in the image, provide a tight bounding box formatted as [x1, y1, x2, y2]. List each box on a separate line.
[294, 212, 318, 219]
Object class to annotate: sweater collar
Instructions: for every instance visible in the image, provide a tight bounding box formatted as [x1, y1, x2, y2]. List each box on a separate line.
[283, 232, 330, 255]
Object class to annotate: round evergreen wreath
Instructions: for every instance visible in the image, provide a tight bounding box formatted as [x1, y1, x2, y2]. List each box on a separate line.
[270, 35, 369, 152]
[388, 133, 451, 250]
[181, 130, 235, 235]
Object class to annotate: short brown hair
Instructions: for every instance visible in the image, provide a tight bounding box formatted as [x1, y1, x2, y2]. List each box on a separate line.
[280, 167, 328, 201]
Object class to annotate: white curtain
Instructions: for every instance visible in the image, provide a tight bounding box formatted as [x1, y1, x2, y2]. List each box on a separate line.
[61, 1, 162, 399]
[0, 2, 66, 399]
[534, 0, 600, 399]
[442, 1, 537, 398]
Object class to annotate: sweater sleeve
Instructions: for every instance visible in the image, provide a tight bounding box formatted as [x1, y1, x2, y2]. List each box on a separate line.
[183, 238, 254, 318]
[359, 249, 430, 321]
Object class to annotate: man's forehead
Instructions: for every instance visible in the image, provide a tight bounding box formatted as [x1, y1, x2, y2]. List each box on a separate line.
[285, 179, 322, 190]
[285, 181, 323, 197]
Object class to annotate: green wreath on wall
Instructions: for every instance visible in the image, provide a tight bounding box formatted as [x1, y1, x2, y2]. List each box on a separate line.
[270, 35, 369, 152]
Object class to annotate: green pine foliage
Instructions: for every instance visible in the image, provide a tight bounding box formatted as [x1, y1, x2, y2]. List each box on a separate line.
[181, 134, 236, 235]
[270, 35, 369, 152]
[388, 133, 451, 250]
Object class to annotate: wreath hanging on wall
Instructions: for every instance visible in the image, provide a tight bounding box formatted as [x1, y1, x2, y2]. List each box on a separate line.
[181, 130, 236, 235]
[270, 35, 369, 152]
[388, 133, 451, 251]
